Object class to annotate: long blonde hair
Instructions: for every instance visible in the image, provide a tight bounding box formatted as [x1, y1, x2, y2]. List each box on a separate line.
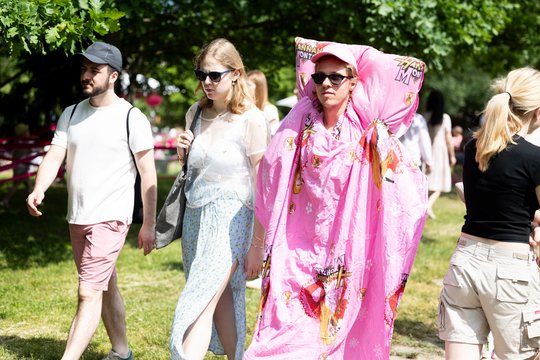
[247, 70, 269, 111]
[194, 38, 252, 114]
[474, 67, 540, 171]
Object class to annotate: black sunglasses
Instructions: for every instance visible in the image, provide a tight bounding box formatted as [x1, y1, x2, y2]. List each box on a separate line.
[194, 69, 233, 82]
[311, 72, 353, 86]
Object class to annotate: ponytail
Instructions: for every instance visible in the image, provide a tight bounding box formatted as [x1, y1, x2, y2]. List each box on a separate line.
[474, 67, 540, 171]
[474, 92, 518, 171]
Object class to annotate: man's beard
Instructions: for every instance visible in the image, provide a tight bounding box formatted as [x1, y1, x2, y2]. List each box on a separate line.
[81, 81, 108, 98]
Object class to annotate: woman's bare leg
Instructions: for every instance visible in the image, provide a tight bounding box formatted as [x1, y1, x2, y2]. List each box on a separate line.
[428, 190, 441, 219]
[183, 261, 239, 360]
[445, 341, 482, 360]
[214, 282, 237, 359]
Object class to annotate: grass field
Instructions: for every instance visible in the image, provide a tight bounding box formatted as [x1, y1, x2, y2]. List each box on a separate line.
[0, 175, 464, 359]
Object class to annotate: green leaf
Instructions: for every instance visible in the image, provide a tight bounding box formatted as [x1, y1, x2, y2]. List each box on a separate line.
[7, 27, 18, 38]
[378, 3, 393, 16]
[89, 0, 102, 13]
[79, 0, 89, 10]
[45, 27, 60, 44]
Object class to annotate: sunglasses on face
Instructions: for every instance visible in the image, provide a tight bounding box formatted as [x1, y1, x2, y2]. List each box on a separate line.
[194, 69, 232, 82]
[311, 72, 353, 86]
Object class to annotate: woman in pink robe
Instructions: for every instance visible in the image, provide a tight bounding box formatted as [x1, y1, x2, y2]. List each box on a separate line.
[244, 38, 427, 359]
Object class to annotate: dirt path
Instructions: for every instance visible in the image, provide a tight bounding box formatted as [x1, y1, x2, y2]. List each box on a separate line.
[390, 345, 445, 359]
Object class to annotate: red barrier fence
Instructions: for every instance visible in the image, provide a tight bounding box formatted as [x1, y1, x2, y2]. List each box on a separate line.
[0, 137, 49, 184]
[0, 136, 177, 184]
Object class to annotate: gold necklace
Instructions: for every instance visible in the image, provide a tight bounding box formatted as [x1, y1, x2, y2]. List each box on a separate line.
[210, 107, 228, 119]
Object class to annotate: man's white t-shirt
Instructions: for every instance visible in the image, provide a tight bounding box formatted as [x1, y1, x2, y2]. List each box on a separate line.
[52, 98, 154, 225]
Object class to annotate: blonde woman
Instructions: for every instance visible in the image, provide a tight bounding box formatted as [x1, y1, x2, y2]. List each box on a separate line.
[439, 67, 540, 359]
[247, 70, 280, 135]
[170, 38, 268, 360]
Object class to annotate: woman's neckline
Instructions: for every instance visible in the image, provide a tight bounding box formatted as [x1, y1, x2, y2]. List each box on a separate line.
[201, 108, 230, 121]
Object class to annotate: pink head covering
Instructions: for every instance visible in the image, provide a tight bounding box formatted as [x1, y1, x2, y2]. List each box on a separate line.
[310, 43, 358, 73]
[295, 37, 425, 137]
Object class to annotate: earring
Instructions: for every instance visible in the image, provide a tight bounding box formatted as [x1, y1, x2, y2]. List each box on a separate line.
[232, 80, 237, 86]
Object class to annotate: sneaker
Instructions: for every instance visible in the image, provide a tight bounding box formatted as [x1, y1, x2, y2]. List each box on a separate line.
[102, 349, 134, 360]
[246, 277, 262, 290]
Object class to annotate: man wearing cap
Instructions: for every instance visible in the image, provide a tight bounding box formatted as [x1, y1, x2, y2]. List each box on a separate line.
[26, 42, 157, 360]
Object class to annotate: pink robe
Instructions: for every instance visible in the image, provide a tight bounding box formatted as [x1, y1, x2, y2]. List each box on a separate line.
[244, 38, 427, 359]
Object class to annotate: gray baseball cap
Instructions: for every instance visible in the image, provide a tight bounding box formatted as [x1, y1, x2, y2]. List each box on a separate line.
[76, 42, 122, 72]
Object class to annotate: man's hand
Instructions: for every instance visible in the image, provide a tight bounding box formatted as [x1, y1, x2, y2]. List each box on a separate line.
[26, 190, 45, 216]
[138, 223, 155, 256]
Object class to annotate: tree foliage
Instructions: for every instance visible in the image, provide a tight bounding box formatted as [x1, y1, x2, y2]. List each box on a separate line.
[0, 0, 124, 55]
[0, 0, 538, 133]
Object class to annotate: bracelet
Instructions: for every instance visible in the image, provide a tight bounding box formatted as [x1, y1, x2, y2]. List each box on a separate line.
[252, 234, 265, 242]
[251, 242, 264, 249]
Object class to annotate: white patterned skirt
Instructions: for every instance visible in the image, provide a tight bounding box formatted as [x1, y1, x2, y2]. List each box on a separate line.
[170, 194, 253, 360]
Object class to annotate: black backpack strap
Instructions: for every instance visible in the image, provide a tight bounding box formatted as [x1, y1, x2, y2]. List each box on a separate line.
[68, 101, 81, 126]
[126, 106, 143, 223]
[126, 106, 136, 160]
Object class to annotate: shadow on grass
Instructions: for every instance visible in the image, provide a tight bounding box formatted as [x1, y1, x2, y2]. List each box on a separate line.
[418, 233, 438, 244]
[0, 179, 176, 270]
[161, 260, 183, 272]
[0, 185, 72, 270]
[0, 335, 103, 360]
[394, 318, 444, 350]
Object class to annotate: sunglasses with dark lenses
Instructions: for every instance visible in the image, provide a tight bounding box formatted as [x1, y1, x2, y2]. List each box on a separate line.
[311, 72, 353, 85]
[194, 69, 232, 82]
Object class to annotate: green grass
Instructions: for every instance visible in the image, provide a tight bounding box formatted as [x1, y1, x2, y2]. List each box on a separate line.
[0, 178, 464, 359]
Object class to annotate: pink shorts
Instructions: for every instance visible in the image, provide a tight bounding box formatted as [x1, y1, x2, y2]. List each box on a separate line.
[69, 220, 130, 291]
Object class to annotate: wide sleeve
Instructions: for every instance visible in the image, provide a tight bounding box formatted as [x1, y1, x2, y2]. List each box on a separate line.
[294, 37, 425, 137]
[255, 97, 312, 231]
[244, 107, 270, 157]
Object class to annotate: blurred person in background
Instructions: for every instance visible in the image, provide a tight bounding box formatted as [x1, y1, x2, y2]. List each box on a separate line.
[247, 70, 280, 135]
[399, 112, 433, 174]
[425, 89, 456, 219]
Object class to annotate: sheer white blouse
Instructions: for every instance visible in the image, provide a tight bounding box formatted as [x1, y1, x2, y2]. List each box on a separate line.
[184, 103, 269, 210]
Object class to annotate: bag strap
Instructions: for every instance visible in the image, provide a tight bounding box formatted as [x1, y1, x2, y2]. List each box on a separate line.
[191, 106, 202, 133]
[125, 106, 136, 163]
[182, 106, 202, 169]
[68, 101, 81, 125]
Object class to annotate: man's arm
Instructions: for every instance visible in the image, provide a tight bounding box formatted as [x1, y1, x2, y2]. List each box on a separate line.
[26, 144, 66, 216]
[134, 148, 157, 255]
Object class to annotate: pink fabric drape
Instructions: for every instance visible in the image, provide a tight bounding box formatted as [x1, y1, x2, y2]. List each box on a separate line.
[244, 38, 427, 359]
